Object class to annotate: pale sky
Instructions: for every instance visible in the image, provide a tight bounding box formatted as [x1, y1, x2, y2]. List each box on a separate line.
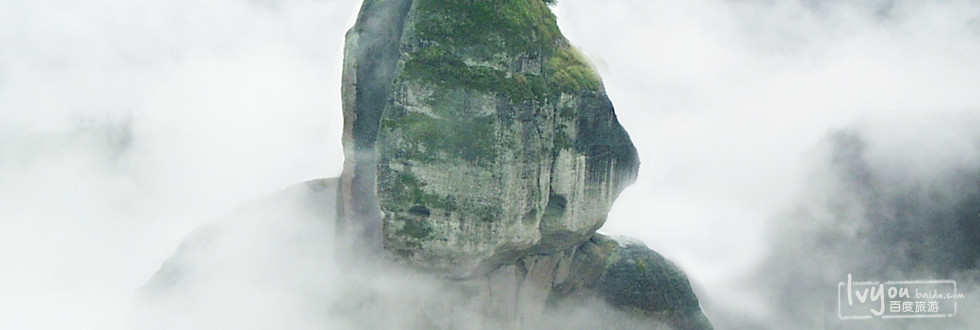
[2, 0, 979, 328]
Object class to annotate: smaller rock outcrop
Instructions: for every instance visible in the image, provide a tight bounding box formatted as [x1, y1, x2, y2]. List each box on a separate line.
[562, 234, 713, 329]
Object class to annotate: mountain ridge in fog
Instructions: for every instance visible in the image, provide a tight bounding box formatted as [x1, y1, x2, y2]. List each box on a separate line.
[717, 113, 980, 329]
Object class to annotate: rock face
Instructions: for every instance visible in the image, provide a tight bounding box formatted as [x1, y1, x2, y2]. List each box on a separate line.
[142, 1, 712, 328]
[340, 0, 639, 278]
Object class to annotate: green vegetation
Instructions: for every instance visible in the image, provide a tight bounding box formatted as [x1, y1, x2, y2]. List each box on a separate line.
[403, 0, 601, 105]
[382, 0, 604, 193]
[382, 169, 503, 232]
[401, 46, 550, 104]
[546, 45, 601, 92]
[387, 170, 459, 212]
[414, 0, 559, 54]
[636, 257, 647, 271]
[396, 216, 434, 240]
[381, 110, 497, 164]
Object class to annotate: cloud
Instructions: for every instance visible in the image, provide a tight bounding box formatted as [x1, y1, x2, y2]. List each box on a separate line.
[3, 0, 980, 328]
[737, 113, 980, 328]
[0, 0, 354, 328]
[556, 0, 980, 327]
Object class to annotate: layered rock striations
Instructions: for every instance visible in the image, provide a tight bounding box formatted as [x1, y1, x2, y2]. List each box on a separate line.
[340, 0, 639, 278]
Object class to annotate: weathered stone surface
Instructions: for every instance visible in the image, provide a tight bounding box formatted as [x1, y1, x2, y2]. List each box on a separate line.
[340, 0, 639, 278]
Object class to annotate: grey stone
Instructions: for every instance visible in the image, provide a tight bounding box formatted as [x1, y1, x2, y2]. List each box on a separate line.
[340, 0, 639, 279]
[142, 1, 712, 328]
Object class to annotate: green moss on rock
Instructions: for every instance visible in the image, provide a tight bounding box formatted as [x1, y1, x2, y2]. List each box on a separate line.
[381, 110, 497, 165]
[414, 0, 559, 53]
[547, 45, 601, 93]
[402, 46, 550, 104]
[385, 170, 459, 212]
[396, 216, 434, 240]
[403, 0, 599, 104]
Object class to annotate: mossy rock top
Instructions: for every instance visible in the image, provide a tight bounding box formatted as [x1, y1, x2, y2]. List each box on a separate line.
[402, 0, 602, 104]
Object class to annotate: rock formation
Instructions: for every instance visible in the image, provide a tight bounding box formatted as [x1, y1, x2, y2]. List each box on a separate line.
[337, 0, 708, 327]
[142, 1, 712, 329]
[339, 0, 638, 279]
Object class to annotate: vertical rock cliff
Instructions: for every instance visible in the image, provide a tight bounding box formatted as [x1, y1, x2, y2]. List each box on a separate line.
[337, 0, 710, 328]
[340, 0, 639, 278]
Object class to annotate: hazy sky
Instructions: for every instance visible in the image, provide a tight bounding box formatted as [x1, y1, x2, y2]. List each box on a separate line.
[555, 0, 980, 322]
[2, 0, 980, 328]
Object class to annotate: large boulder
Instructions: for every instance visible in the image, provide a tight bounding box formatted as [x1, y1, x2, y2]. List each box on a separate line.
[339, 0, 639, 278]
